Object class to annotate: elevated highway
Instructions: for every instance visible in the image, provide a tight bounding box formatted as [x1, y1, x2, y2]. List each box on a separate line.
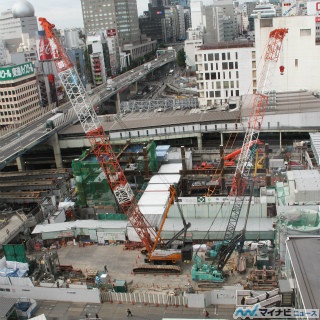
[0, 54, 175, 170]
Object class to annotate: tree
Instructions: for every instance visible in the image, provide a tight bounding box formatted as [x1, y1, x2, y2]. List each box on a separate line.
[176, 48, 186, 68]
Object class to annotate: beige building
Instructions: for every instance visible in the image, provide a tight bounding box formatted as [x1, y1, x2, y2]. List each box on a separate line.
[0, 62, 41, 127]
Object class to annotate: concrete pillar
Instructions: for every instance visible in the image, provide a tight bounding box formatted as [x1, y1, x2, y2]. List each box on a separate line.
[220, 132, 224, 146]
[265, 174, 272, 186]
[181, 146, 187, 172]
[264, 143, 269, 171]
[49, 132, 63, 168]
[16, 156, 25, 172]
[279, 131, 282, 151]
[143, 146, 150, 179]
[129, 82, 138, 95]
[197, 133, 202, 149]
[115, 92, 121, 114]
[219, 145, 226, 193]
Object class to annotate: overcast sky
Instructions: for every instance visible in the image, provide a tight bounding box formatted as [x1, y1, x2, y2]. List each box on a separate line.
[0, 0, 150, 29]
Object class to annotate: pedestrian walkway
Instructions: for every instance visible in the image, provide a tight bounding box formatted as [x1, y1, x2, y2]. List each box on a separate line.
[33, 300, 235, 320]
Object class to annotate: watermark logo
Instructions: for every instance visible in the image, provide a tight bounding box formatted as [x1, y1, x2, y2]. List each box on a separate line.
[233, 307, 319, 319]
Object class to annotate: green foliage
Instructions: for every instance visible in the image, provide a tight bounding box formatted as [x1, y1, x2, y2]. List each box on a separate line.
[176, 48, 186, 67]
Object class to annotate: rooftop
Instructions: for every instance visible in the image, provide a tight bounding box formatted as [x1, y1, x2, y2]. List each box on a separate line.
[286, 236, 320, 310]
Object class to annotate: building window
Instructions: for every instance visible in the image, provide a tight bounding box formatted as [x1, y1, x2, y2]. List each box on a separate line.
[215, 53, 219, 60]
[295, 59, 298, 67]
[146, 129, 149, 136]
[222, 62, 228, 70]
[215, 124, 217, 130]
[225, 124, 227, 129]
[120, 132, 122, 139]
[208, 53, 213, 61]
[222, 53, 226, 60]
[300, 29, 311, 36]
[215, 91, 221, 97]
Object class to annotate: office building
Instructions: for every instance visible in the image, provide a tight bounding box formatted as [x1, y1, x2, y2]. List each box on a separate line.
[0, 62, 41, 127]
[80, 0, 141, 47]
[195, 42, 255, 107]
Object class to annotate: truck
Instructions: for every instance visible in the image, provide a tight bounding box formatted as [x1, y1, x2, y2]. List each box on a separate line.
[106, 78, 113, 90]
[144, 62, 151, 70]
[45, 113, 64, 131]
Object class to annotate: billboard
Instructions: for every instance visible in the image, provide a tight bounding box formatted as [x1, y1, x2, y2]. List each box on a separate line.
[0, 62, 34, 81]
[36, 30, 56, 61]
[107, 29, 117, 37]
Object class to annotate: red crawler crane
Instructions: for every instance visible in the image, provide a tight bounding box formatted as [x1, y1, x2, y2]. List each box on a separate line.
[39, 18, 192, 272]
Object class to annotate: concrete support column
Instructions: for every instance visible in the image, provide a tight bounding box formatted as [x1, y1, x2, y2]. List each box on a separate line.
[129, 82, 138, 95]
[220, 132, 224, 146]
[49, 132, 63, 168]
[219, 145, 226, 193]
[143, 146, 150, 179]
[196, 133, 202, 149]
[279, 131, 282, 151]
[181, 146, 187, 172]
[16, 156, 25, 172]
[115, 92, 121, 114]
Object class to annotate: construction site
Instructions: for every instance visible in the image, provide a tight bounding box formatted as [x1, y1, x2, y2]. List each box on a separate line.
[1, 21, 320, 319]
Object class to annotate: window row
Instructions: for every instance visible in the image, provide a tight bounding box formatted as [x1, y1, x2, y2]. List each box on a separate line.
[207, 90, 240, 98]
[198, 51, 239, 62]
[203, 71, 239, 81]
[201, 61, 239, 71]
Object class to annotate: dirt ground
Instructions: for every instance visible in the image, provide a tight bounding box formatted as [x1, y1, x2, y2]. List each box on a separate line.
[31, 243, 253, 294]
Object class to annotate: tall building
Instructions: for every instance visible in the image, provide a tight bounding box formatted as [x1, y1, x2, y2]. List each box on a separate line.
[80, 0, 141, 46]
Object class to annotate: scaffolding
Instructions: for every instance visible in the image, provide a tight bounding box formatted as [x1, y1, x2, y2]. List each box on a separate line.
[71, 141, 158, 208]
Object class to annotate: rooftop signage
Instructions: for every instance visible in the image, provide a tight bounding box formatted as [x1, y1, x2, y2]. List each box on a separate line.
[0, 62, 34, 81]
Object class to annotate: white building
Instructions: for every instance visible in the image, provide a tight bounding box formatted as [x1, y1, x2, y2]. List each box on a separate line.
[0, 2, 38, 54]
[184, 28, 203, 70]
[195, 42, 255, 107]
[254, 15, 320, 93]
[250, 3, 277, 19]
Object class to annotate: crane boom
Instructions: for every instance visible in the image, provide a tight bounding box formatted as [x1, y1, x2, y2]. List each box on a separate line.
[39, 18, 192, 271]
[38, 17, 157, 254]
[225, 28, 288, 243]
[192, 28, 287, 282]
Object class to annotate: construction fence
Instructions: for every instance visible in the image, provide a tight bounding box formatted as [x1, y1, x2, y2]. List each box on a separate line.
[100, 291, 188, 307]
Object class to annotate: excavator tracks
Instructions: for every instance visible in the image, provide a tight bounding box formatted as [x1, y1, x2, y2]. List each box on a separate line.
[132, 264, 181, 274]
